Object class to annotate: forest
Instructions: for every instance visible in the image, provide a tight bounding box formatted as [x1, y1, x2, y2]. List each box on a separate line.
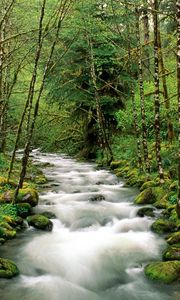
[0, 0, 180, 299]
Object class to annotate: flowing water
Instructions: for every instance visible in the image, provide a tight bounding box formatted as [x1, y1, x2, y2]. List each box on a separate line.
[0, 152, 179, 300]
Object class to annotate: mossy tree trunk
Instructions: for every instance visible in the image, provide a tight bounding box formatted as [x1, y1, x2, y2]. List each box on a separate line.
[153, 0, 164, 183]
[176, 0, 180, 217]
[136, 8, 150, 173]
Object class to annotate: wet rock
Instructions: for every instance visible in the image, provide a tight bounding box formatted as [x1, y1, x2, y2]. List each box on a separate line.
[166, 231, 180, 245]
[163, 244, 180, 261]
[0, 258, 19, 279]
[41, 211, 56, 219]
[27, 214, 53, 231]
[135, 188, 156, 205]
[89, 194, 105, 202]
[110, 160, 127, 170]
[0, 226, 16, 239]
[151, 219, 177, 234]
[0, 238, 5, 244]
[137, 207, 155, 218]
[17, 188, 39, 207]
[144, 261, 180, 284]
[140, 180, 157, 192]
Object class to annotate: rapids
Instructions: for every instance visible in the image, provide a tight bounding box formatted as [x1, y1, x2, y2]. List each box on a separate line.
[0, 152, 179, 300]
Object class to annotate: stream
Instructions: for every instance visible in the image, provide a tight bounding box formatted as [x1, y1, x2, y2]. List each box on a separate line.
[0, 152, 179, 300]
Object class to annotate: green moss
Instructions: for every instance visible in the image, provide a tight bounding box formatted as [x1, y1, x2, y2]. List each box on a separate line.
[0, 258, 19, 279]
[144, 261, 180, 284]
[137, 207, 155, 218]
[15, 203, 32, 218]
[27, 214, 53, 231]
[135, 188, 156, 205]
[110, 160, 127, 170]
[166, 231, 180, 245]
[154, 194, 169, 209]
[17, 188, 39, 207]
[140, 180, 157, 192]
[0, 227, 16, 239]
[163, 244, 180, 261]
[151, 219, 177, 234]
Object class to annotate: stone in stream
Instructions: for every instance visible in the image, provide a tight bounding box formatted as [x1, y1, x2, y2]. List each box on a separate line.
[27, 214, 53, 231]
[166, 231, 180, 245]
[151, 218, 177, 234]
[0, 258, 19, 279]
[89, 194, 105, 202]
[163, 244, 180, 261]
[144, 261, 180, 284]
[137, 207, 155, 218]
[41, 211, 56, 219]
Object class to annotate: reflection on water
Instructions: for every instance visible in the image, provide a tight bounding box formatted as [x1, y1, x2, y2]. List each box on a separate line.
[0, 152, 179, 300]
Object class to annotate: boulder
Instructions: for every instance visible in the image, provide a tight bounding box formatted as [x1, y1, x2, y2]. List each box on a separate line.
[137, 207, 155, 218]
[0, 226, 16, 239]
[135, 188, 156, 205]
[151, 219, 177, 234]
[41, 211, 56, 219]
[0, 258, 19, 279]
[166, 232, 180, 245]
[27, 214, 53, 231]
[163, 244, 180, 261]
[17, 188, 39, 207]
[110, 160, 127, 170]
[140, 180, 157, 192]
[144, 261, 180, 284]
[89, 194, 105, 202]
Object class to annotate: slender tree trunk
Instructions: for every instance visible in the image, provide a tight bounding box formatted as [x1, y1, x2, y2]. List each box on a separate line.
[136, 8, 150, 173]
[157, 29, 174, 143]
[153, 0, 164, 183]
[14, 0, 73, 200]
[7, 0, 46, 182]
[142, 1, 150, 71]
[176, 0, 180, 217]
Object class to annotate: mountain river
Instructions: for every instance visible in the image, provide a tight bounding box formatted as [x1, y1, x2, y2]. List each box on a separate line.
[0, 151, 179, 300]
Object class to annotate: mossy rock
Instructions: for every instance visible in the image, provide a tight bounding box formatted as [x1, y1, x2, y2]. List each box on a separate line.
[152, 187, 166, 201]
[140, 180, 157, 192]
[166, 232, 180, 245]
[15, 203, 32, 218]
[0, 227, 16, 239]
[163, 244, 180, 261]
[0, 258, 19, 279]
[110, 160, 127, 170]
[154, 194, 169, 209]
[151, 218, 177, 234]
[27, 214, 53, 231]
[137, 207, 155, 218]
[0, 238, 5, 244]
[135, 188, 156, 205]
[0, 222, 13, 231]
[17, 188, 39, 207]
[144, 261, 180, 284]
[41, 211, 56, 219]
[34, 175, 47, 185]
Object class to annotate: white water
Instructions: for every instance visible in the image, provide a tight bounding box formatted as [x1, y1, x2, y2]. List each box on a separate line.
[0, 152, 179, 300]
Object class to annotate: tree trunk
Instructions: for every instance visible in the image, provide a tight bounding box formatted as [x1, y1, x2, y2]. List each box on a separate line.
[176, 0, 180, 217]
[153, 0, 164, 183]
[136, 8, 150, 173]
[142, 1, 150, 71]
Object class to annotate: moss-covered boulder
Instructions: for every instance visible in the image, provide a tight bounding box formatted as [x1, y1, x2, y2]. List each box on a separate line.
[110, 160, 127, 170]
[0, 226, 16, 239]
[135, 188, 156, 205]
[137, 207, 155, 218]
[163, 244, 180, 261]
[0, 258, 19, 278]
[27, 214, 53, 231]
[140, 180, 157, 192]
[0, 176, 16, 188]
[154, 194, 169, 209]
[41, 211, 56, 219]
[34, 175, 47, 185]
[166, 232, 180, 245]
[17, 188, 39, 207]
[151, 219, 177, 234]
[144, 261, 180, 284]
